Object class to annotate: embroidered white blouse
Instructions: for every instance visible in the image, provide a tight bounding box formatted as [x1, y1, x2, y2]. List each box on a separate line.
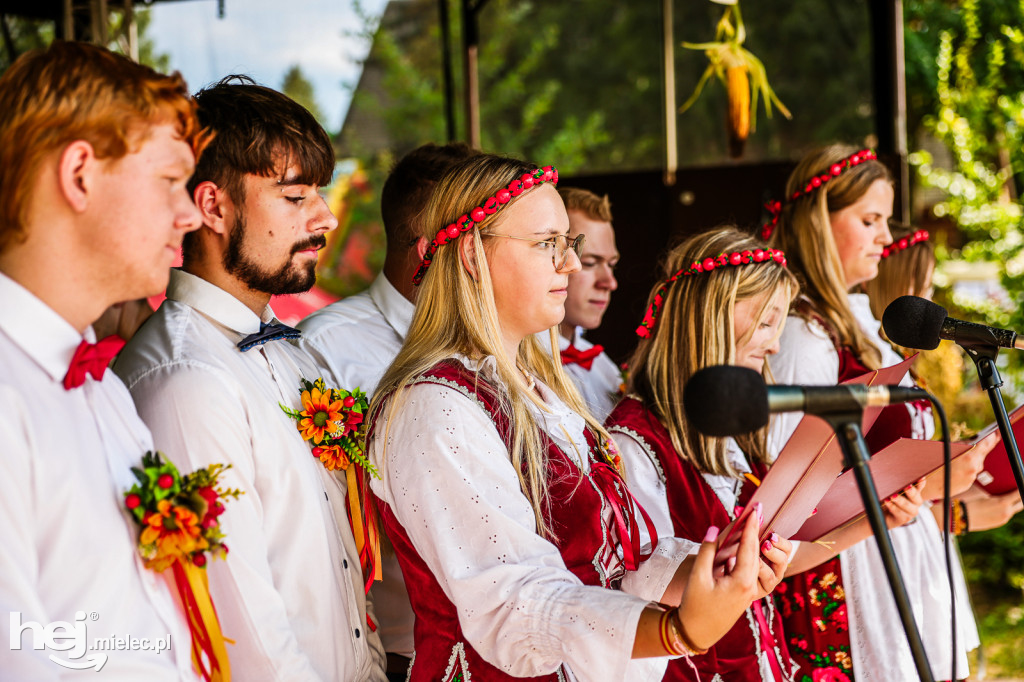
[114, 269, 387, 682]
[0, 272, 197, 680]
[368, 355, 696, 681]
[769, 292, 979, 680]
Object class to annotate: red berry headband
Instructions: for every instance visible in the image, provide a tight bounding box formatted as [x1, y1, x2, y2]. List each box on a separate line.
[761, 149, 879, 241]
[636, 248, 788, 338]
[412, 165, 559, 285]
[881, 229, 929, 258]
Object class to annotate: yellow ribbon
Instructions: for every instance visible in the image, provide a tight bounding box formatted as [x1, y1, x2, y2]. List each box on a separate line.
[174, 559, 232, 682]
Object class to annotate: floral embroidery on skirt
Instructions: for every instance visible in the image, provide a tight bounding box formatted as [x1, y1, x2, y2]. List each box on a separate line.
[775, 557, 855, 682]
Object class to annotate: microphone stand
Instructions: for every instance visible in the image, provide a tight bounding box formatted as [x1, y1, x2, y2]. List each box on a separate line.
[961, 342, 1024, 502]
[824, 413, 935, 682]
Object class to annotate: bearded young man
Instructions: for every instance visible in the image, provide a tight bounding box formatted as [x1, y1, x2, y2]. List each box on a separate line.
[114, 77, 386, 681]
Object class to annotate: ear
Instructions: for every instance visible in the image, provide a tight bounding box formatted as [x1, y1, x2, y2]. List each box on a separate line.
[415, 236, 429, 262]
[193, 181, 231, 236]
[57, 140, 96, 213]
[459, 231, 479, 281]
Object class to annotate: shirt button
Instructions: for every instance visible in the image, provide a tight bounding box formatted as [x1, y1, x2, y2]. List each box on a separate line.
[343, 559, 349, 569]
[354, 628, 361, 638]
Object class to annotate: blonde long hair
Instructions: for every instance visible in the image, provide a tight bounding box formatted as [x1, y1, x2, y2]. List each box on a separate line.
[627, 228, 798, 477]
[768, 144, 893, 369]
[369, 154, 612, 539]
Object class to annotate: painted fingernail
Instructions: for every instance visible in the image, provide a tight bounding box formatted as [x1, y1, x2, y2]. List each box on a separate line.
[704, 525, 720, 543]
[810, 507, 818, 516]
[754, 502, 764, 526]
[770, 532, 780, 544]
[761, 540, 773, 554]
[726, 556, 737, 573]
[733, 505, 745, 517]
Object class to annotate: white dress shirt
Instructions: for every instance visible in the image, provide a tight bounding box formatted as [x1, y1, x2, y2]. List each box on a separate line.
[297, 273, 417, 658]
[537, 327, 621, 422]
[769, 292, 979, 680]
[114, 269, 386, 682]
[369, 355, 695, 681]
[0, 272, 197, 681]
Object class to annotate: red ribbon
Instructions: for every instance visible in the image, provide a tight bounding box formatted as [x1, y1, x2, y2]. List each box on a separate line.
[560, 343, 604, 371]
[63, 335, 126, 390]
[589, 461, 658, 571]
[752, 599, 785, 682]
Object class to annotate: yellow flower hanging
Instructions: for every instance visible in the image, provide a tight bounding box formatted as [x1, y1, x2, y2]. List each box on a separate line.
[680, 0, 791, 158]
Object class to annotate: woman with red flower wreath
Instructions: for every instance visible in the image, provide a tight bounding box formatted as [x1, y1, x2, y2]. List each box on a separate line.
[607, 227, 923, 682]
[766, 145, 1000, 680]
[366, 154, 790, 681]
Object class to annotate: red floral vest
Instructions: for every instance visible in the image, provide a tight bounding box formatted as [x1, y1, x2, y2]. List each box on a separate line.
[607, 396, 794, 682]
[374, 360, 651, 681]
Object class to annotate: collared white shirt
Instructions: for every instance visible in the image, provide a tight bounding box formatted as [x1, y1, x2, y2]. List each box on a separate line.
[298, 273, 412, 394]
[369, 355, 694, 681]
[537, 327, 621, 422]
[769, 291, 977, 680]
[0, 272, 197, 680]
[114, 269, 386, 682]
[297, 273, 417, 658]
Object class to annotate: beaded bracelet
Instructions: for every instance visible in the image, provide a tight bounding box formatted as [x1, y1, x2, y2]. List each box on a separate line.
[951, 498, 969, 536]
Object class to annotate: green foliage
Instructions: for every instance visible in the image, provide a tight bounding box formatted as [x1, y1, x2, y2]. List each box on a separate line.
[908, 0, 1024, 385]
[281, 64, 326, 125]
[907, 3, 1024, 635]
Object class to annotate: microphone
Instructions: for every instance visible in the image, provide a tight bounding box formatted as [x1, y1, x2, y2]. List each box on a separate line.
[882, 295, 1024, 351]
[683, 365, 928, 437]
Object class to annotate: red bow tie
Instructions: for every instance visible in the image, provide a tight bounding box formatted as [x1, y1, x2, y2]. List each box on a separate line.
[63, 335, 126, 390]
[560, 343, 604, 371]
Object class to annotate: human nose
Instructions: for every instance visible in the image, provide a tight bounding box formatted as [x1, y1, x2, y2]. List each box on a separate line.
[175, 187, 202, 234]
[311, 192, 339, 234]
[557, 245, 582, 274]
[596, 263, 618, 291]
[878, 220, 893, 245]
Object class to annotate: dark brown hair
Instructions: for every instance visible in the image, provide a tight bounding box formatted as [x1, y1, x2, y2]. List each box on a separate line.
[183, 76, 334, 263]
[380, 142, 478, 248]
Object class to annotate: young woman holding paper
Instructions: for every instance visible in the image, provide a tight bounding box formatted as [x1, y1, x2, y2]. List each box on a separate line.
[766, 145, 997, 680]
[606, 227, 923, 682]
[866, 226, 1023, 539]
[365, 154, 790, 681]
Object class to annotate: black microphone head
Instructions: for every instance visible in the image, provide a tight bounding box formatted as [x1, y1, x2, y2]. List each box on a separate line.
[881, 295, 947, 350]
[683, 366, 769, 438]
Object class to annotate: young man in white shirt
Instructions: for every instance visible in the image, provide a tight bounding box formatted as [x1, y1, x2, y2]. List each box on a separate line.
[114, 78, 387, 681]
[0, 42, 205, 679]
[297, 141, 475, 680]
[553, 187, 623, 421]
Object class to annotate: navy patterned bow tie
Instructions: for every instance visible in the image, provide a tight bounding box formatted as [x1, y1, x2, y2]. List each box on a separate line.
[237, 321, 301, 352]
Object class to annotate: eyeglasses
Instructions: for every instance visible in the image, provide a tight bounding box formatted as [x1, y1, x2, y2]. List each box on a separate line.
[485, 233, 586, 270]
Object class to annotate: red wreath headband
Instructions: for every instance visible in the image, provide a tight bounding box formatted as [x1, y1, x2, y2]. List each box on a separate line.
[636, 247, 788, 338]
[761, 149, 879, 241]
[412, 165, 559, 285]
[881, 229, 929, 258]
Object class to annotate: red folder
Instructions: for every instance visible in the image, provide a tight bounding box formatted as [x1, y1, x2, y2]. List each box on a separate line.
[973, 404, 1024, 496]
[793, 403, 1024, 541]
[720, 355, 917, 551]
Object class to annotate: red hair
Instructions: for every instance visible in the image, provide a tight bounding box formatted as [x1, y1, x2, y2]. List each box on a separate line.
[0, 41, 207, 253]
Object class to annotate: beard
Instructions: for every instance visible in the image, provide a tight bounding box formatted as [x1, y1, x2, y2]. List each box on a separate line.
[222, 211, 325, 295]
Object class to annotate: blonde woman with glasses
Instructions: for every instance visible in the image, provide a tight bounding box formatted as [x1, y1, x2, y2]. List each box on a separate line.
[366, 154, 787, 681]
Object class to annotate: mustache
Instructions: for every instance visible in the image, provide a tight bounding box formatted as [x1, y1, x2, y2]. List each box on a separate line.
[292, 235, 327, 255]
